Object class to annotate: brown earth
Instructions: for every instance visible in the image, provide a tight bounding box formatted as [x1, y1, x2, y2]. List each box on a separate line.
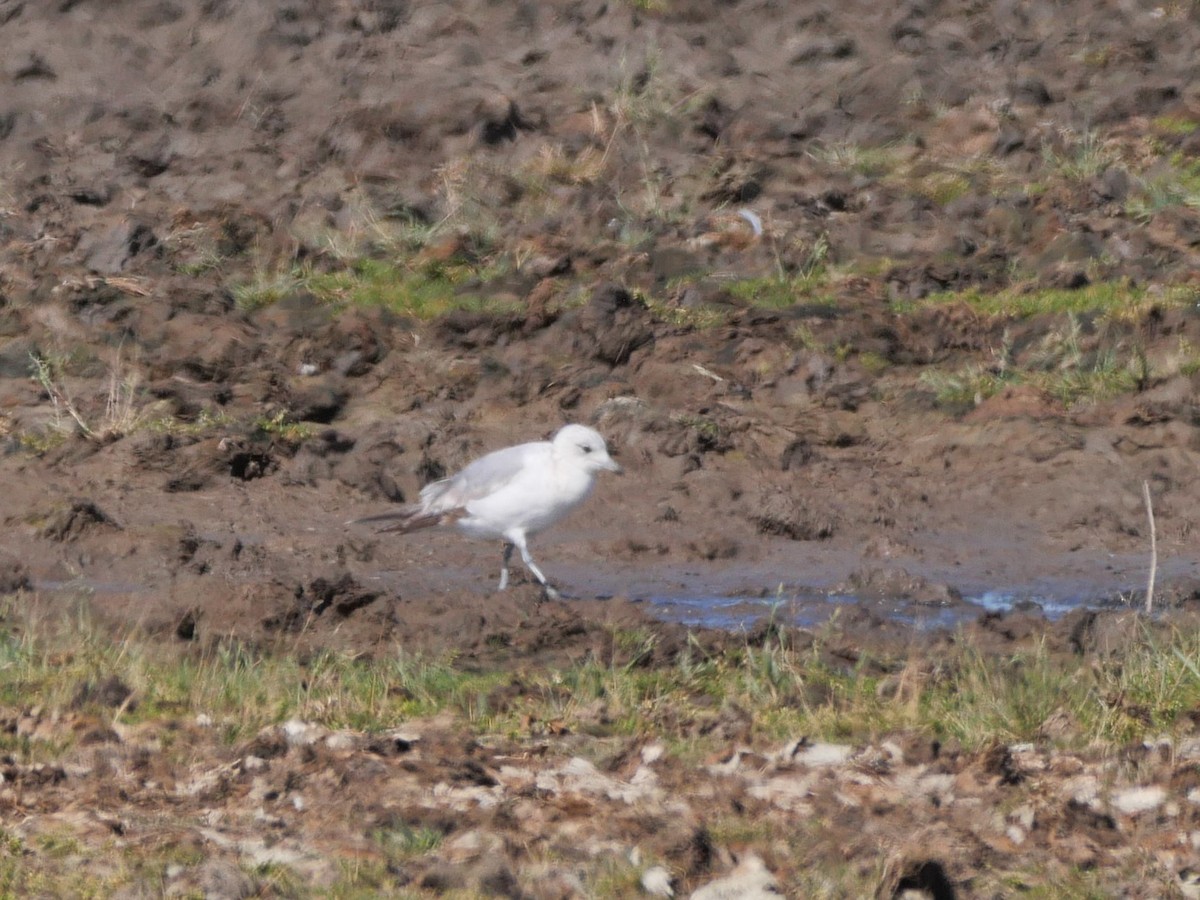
[2, 0, 1200, 896]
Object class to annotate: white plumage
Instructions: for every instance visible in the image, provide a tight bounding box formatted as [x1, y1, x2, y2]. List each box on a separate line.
[354, 424, 622, 597]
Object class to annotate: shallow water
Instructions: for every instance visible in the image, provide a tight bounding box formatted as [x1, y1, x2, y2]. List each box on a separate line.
[608, 545, 1200, 632]
[644, 585, 1135, 632]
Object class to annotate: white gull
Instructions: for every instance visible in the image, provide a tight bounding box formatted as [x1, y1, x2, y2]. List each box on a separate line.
[353, 424, 622, 598]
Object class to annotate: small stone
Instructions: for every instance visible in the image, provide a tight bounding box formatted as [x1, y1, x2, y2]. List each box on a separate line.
[282, 719, 323, 746]
[1112, 785, 1166, 816]
[641, 742, 666, 764]
[642, 865, 675, 897]
[781, 741, 853, 768]
[689, 853, 779, 900]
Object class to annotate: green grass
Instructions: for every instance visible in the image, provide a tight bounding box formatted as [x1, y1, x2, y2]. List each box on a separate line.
[254, 410, 316, 443]
[924, 357, 1145, 411]
[919, 364, 1015, 409]
[370, 823, 444, 861]
[233, 257, 517, 319]
[1041, 129, 1115, 182]
[3, 591, 1200, 754]
[1151, 115, 1200, 137]
[0, 597, 507, 748]
[144, 406, 235, 437]
[306, 258, 493, 316]
[726, 273, 835, 310]
[0, 823, 211, 899]
[911, 170, 972, 206]
[917, 314, 1159, 411]
[638, 293, 729, 329]
[808, 141, 906, 179]
[658, 233, 833, 315]
[621, 0, 669, 12]
[919, 351, 1145, 411]
[231, 268, 304, 312]
[894, 280, 1199, 320]
[1126, 151, 1200, 222]
[0, 594, 1198, 896]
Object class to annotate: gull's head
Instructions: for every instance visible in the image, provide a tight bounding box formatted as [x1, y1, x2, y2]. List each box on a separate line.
[553, 424, 622, 475]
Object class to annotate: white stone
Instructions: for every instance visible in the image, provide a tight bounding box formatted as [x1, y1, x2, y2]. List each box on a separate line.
[689, 854, 781, 899]
[642, 865, 675, 897]
[641, 742, 666, 764]
[281, 719, 323, 746]
[1010, 804, 1036, 831]
[323, 731, 357, 751]
[1064, 774, 1101, 806]
[747, 774, 815, 812]
[916, 773, 956, 802]
[707, 751, 745, 777]
[785, 741, 853, 768]
[1112, 785, 1167, 816]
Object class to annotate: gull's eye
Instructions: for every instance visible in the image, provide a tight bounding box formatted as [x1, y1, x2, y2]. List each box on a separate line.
[579, 443, 593, 454]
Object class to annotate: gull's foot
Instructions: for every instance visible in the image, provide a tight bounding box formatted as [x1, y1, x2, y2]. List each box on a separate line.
[540, 584, 571, 601]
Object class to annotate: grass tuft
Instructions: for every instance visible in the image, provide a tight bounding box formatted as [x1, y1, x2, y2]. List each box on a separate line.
[27, 348, 146, 445]
[894, 280, 1198, 320]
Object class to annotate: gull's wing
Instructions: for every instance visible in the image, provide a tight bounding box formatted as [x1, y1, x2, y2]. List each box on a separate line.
[420, 440, 550, 512]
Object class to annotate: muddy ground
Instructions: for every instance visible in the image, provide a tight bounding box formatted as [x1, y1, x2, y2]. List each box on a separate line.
[2, 0, 1200, 896]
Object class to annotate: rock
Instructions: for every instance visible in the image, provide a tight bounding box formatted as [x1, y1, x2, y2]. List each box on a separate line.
[196, 858, 257, 900]
[750, 488, 835, 541]
[0, 559, 32, 593]
[1094, 167, 1130, 202]
[474, 93, 529, 145]
[420, 862, 467, 893]
[1112, 785, 1167, 816]
[1031, 230, 1104, 278]
[1011, 76, 1053, 106]
[779, 740, 854, 768]
[39, 499, 120, 542]
[287, 377, 348, 424]
[689, 853, 781, 899]
[471, 856, 521, 897]
[71, 675, 134, 710]
[642, 865, 675, 897]
[0, 337, 36, 378]
[79, 219, 160, 274]
[281, 719, 326, 747]
[570, 283, 654, 366]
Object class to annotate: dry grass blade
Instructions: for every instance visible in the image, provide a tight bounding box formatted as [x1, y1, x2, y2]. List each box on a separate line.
[103, 276, 152, 296]
[1143, 480, 1157, 614]
[29, 352, 95, 439]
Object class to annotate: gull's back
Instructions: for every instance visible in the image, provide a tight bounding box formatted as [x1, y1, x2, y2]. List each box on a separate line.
[419, 440, 552, 515]
[427, 433, 609, 540]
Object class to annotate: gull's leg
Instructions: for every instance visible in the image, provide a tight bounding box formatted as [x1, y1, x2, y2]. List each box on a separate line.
[512, 533, 561, 600]
[498, 542, 514, 591]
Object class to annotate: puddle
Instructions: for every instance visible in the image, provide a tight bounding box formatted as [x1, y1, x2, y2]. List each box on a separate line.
[645, 585, 1137, 632]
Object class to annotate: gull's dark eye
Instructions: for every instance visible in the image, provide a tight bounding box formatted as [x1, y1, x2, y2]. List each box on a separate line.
[579, 443, 593, 454]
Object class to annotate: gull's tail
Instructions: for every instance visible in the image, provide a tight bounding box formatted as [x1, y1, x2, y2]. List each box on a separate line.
[348, 506, 462, 534]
